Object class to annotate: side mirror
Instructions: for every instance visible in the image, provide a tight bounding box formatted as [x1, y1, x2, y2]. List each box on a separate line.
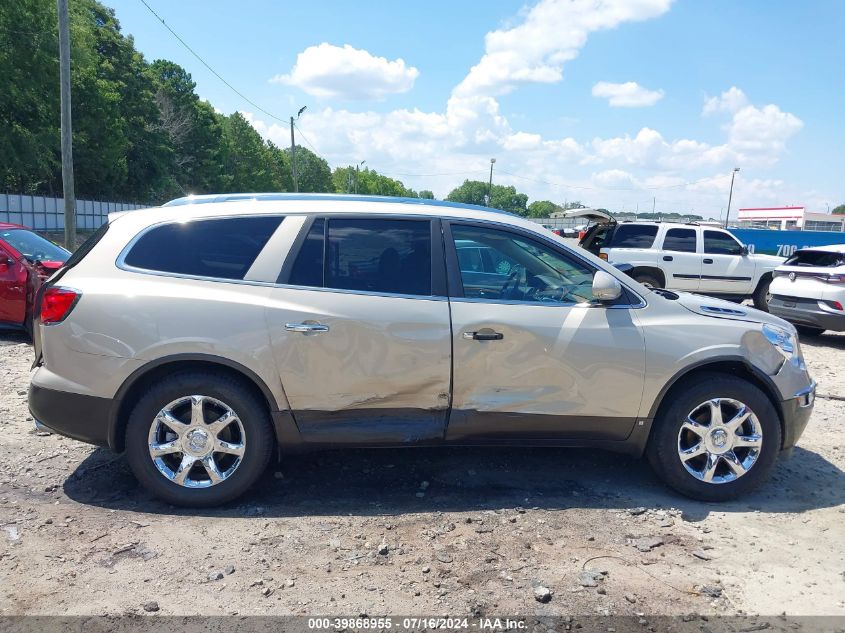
[740, 245, 749, 256]
[592, 270, 623, 302]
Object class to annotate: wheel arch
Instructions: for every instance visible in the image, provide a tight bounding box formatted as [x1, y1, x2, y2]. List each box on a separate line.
[754, 271, 773, 293]
[631, 266, 666, 287]
[108, 354, 283, 452]
[643, 357, 785, 451]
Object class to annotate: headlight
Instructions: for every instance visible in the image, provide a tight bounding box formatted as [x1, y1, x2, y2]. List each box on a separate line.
[762, 323, 797, 359]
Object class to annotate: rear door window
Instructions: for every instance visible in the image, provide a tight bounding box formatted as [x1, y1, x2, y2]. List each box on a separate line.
[662, 228, 697, 253]
[610, 225, 658, 249]
[123, 216, 283, 280]
[326, 218, 431, 295]
[703, 230, 742, 255]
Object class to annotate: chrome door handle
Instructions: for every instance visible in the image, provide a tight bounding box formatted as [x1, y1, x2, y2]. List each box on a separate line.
[463, 330, 503, 341]
[285, 323, 330, 333]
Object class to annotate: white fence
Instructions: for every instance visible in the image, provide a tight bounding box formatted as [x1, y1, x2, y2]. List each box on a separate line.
[0, 193, 146, 231]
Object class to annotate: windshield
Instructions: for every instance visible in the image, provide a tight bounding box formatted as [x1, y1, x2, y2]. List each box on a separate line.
[1, 229, 69, 263]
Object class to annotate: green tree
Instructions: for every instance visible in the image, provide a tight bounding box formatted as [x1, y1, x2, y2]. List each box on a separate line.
[418, 190, 434, 199]
[0, 0, 61, 194]
[332, 166, 417, 197]
[147, 60, 226, 196]
[446, 180, 529, 216]
[288, 146, 333, 193]
[527, 200, 560, 218]
[220, 112, 275, 192]
[832, 204, 845, 215]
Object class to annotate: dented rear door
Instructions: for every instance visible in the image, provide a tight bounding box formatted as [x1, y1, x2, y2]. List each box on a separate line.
[266, 215, 452, 444]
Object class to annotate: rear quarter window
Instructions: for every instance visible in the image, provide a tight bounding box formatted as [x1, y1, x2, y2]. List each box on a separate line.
[610, 225, 658, 249]
[123, 216, 283, 280]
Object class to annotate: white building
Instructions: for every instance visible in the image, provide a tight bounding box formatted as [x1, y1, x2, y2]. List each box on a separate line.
[737, 206, 845, 232]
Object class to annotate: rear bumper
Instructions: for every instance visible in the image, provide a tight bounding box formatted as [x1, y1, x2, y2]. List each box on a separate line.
[769, 296, 845, 332]
[28, 383, 112, 448]
[780, 381, 815, 451]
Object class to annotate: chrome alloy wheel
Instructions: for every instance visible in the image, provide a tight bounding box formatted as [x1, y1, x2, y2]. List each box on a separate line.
[147, 395, 246, 488]
[677, 398, 762, 484]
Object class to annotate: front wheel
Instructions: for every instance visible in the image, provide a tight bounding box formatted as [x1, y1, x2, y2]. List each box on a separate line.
[647, 373, 781, 501]
[125, 371, 274, 507]
[752, 276, 772, 312]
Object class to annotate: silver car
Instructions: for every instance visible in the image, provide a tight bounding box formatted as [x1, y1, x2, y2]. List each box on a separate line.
[29, 194, 815, 507]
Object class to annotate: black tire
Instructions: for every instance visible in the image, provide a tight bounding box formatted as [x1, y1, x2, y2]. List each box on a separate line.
[646, 372, 781, 501]
[795, 325, 825, 337]
[125, 371, 274, 507]
[752, 275, 772, 312]
[633, 272, 661, 289]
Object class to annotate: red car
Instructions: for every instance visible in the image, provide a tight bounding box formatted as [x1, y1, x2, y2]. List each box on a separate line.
[0, 223, 69, 335]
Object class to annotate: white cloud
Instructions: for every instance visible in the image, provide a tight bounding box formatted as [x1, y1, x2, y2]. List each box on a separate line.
[592, 81, 664, 107]
[271, 43, 419, 100]
[592, 169, 640, 188]
[244, 1, 813, 215]
[452, 0, 673, 98]
[728, 104, 803, 158]
[703, 86, 748, 116]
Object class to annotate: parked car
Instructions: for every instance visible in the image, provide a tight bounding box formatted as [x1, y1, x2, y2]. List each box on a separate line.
[29, 194, 814, 507]
[0, 223, 69, 335]
[768, 244, 845, 336]
[569, 209, 782, 311]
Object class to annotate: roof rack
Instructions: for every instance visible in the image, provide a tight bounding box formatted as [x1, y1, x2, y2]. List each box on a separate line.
[161, 192, 519, 217]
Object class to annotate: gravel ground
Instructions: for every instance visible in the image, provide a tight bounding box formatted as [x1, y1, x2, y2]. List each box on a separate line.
[0, 329, 843, 618]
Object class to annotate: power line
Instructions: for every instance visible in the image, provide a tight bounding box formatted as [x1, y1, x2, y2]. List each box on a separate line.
[497, 169, 730, 192]
[292, 122, 320, 155]
[138, 0, 288, 126]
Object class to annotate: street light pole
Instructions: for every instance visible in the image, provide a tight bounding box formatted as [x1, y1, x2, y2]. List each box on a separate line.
[355, 160, 366, 194]
[57, 0, 75, 248]
[487, 158, 496, 206]
[289, 106, 307, 193]
[724, 167, 740, 229]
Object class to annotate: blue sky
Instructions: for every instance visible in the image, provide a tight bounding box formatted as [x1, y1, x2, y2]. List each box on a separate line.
[111, 0, 844, 217]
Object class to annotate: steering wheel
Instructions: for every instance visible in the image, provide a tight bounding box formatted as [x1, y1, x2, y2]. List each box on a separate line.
[499, 265, 526, 300]
[557, 278, 594, 304]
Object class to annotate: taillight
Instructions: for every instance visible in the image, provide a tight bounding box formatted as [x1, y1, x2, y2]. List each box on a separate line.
[40, 287, 80, 324]
[823, 299, 844, 311]
[825, 274, 845, 284]
[599, 253, 608, 261]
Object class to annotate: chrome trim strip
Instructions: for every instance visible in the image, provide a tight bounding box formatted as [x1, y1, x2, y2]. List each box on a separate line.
[273, 283, 448, 302]
[449, 296, 645, 309]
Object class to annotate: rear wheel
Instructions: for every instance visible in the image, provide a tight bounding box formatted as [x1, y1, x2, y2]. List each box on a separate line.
[125, 371, 274, 507]
[647, 373, 781, 501]
[633, 272, 661, 289]
[795, 325, 825, 337]
[752, 276, 772, 312]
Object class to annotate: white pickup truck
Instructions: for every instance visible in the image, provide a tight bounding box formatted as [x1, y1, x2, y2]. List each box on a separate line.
[572, 210, 783, 310]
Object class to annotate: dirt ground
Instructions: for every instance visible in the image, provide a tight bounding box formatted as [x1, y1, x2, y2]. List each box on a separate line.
[0, 329, 843, 619]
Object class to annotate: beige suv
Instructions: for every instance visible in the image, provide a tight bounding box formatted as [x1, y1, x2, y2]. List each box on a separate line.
[29, 194, 815, 507]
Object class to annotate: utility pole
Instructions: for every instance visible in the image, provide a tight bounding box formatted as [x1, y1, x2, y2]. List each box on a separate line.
[355, 160, 366, 194]
[289, 106, 307, 193]
[724, 167, 740, 229]
[487, 158, 496, 206]
[652, 197, 655, 214]
[289, 117, 298, 193]
[57, 0, 75, 248]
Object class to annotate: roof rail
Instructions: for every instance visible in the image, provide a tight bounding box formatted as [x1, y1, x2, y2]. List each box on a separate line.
[161, 192, 519, 217]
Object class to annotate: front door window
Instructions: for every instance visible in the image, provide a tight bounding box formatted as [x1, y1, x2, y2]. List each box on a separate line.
[452, 224, 598, 304]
